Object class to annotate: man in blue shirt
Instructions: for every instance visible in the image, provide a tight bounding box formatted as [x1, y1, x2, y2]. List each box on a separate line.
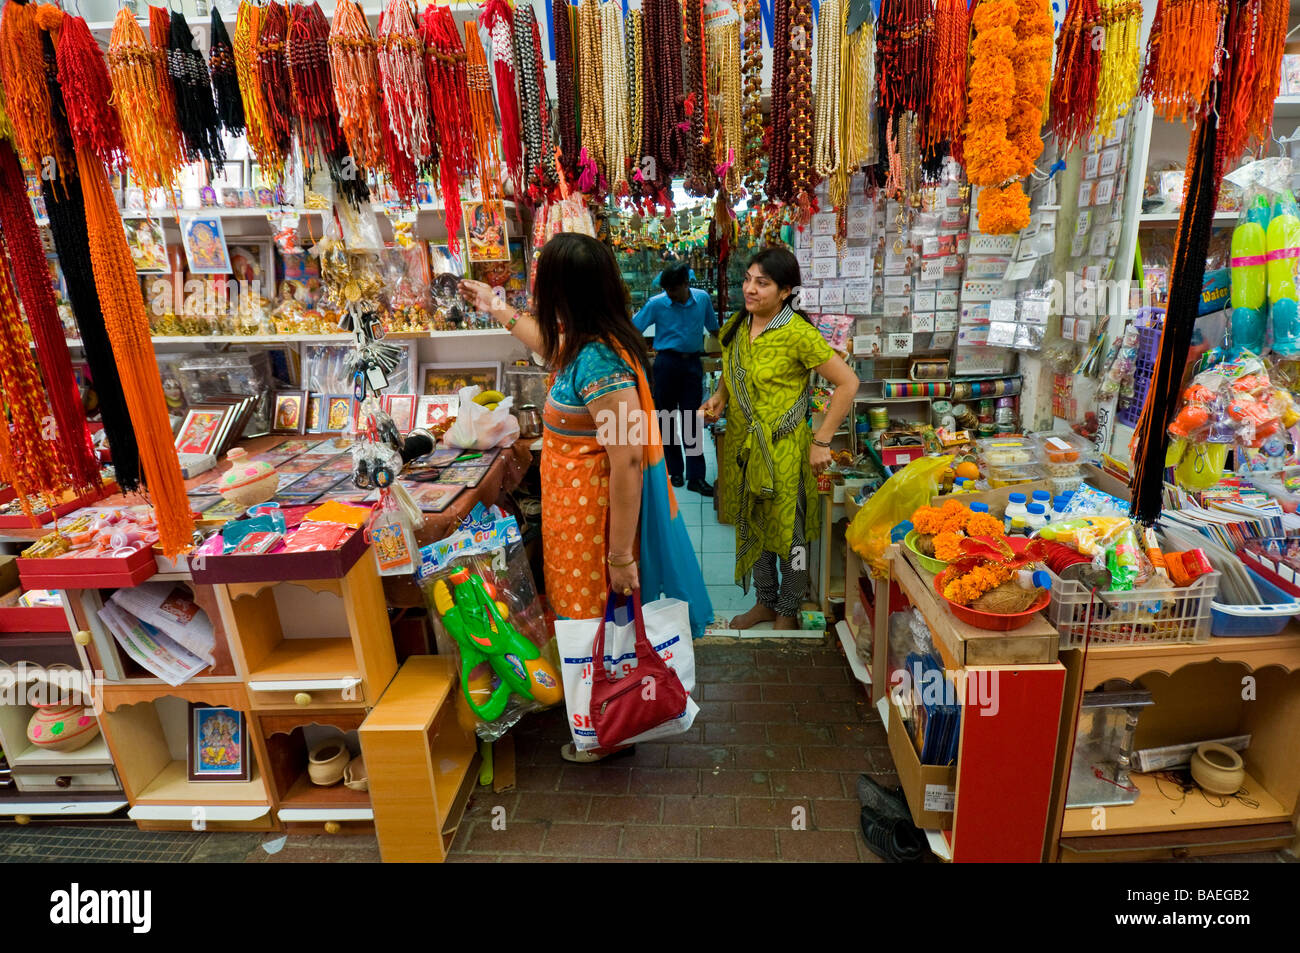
[632, 264, 718, 495]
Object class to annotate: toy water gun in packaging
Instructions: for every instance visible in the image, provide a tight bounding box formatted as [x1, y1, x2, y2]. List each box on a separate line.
[1230, 196, 1270, 352]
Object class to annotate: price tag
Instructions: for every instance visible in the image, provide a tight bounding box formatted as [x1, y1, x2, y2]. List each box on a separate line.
[924, 784, 956, 813]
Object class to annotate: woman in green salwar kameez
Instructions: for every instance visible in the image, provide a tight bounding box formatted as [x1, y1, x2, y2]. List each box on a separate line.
[702, 247, 859, 629]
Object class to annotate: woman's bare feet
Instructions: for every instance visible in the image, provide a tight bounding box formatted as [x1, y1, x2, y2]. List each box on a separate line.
[774, 615, 801, 630]
[731, 603, 777, 629]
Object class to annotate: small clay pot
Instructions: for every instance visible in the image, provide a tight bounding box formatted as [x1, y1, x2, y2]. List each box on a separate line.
[307, 741, 349, 786]
[219, 447, 279, 508]
[1190, 742, 1245, 796]
[342, 753, 368, 792]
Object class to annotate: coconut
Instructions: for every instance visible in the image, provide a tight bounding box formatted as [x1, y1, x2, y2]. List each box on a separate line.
[972, 581, 1043, 614]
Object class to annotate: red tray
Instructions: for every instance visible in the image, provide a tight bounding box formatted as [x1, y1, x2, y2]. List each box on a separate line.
[189, 525, 367, 584]
[17, 544, 158, 591]
[0, 603, 68, 633]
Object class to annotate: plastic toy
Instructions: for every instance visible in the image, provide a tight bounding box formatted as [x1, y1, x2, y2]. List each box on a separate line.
[1267, 190, 1300, 356]
[432, 567, 564, 722]
[1230, 196, 1269, 352]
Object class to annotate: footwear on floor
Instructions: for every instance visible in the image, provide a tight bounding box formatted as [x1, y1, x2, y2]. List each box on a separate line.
[670, 476, 685, 488]
[559, 743, 637, 763]
[856, 774, 911, 822]
[686, 479, 714, 497]
[859, 806, 928, 863]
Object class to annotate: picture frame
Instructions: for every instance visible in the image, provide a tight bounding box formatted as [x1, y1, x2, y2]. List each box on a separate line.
[419, 363, 500, 397]
[382, 394, 418, 433]
[187, 704, 250, 782]
[180, 214, 233, 274]
[462, 199, 510, 262]
[227, 240, 275, 304]
[174, 406, 231, 456]
[272, 390, 309, 435]
[305, 394, 324, 434]
[123, 218, 170, 274]
[323, 394, 354, 434]
[416, 394, 459, 429]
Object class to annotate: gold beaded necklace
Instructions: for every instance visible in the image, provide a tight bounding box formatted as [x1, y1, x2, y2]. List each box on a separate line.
[578, 0, 607, 183]
[706, 12, 742, 194]
[812, 0, 842, 180]
[602, 0, 630, 192]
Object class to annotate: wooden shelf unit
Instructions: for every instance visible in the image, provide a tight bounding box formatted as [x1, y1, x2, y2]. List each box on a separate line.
[1051, 632, 1300, 862]
[255, 709, 374, 833]
[359, 656, 479, 862]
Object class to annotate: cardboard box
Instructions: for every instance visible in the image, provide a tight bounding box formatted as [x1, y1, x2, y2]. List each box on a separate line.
[189, 524, 367, 584]
[887, 694, 957, 830]
[17, 544, 158, 591]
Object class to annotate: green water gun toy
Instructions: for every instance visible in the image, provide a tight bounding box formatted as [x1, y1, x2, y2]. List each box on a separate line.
[432, 567, 564, 722]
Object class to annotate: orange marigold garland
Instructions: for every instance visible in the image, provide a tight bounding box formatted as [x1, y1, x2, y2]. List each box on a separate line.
[1007, 0, 1052, 179]
[55, 10, 194, 557]
[932, 531, 964, 562]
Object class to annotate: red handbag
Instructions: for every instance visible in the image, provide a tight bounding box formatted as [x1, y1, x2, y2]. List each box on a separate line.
[590, 590, 690, 749]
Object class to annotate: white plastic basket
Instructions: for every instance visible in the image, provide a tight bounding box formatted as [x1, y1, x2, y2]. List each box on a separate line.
[1048, 569, 1220, 649]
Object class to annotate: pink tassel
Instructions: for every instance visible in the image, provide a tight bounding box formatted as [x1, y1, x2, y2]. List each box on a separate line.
[577, 147, 597, 193]
[715, 147, 735, 180]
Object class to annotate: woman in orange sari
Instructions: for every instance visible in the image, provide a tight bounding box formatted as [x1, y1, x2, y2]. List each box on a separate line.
[460, 234, 711, 762]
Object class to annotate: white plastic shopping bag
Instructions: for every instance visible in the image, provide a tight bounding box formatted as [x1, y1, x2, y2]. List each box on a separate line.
[556, 596, 698, 751]
[444, 385, 521, 449]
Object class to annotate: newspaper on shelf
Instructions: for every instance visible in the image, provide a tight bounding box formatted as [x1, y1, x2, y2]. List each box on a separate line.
[97, 602, 210, 687]
[108, 582, 215, 664]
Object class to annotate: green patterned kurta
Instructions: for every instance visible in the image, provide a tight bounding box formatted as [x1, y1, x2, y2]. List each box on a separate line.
[719, 307, 834, 586]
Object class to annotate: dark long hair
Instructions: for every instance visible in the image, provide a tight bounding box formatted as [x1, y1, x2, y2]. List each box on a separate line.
[533, 232, 652, 376]
[719, 245, 813, 347]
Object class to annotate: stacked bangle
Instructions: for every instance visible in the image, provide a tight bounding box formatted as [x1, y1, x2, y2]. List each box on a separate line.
[606, 553, 636, 567]
[505, 310, 521, 331]
[812, 437, 832, 448]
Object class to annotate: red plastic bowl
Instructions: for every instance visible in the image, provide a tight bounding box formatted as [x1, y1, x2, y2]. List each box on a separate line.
[933, 536, 1049, 631]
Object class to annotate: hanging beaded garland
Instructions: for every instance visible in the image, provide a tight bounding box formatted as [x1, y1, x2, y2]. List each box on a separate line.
[464, 20, 504, 202]
[422, 4, 473, 243]
[56, 10, 194, 555]
[209, 8, 245, 135]
[0, 141, 100, 495]
[765, 0, 793, 202]
[831, 20, 877, 245]
[328, 0, 387, 175]
[706, 6, 741, 195]
[927, 0, 969, 163]
[639, 0, 687, 208]
[682, 0, 716, 197]
[627, 9, 643, 174]
[515, 2, 559, 199]
[600, 0, 631, 195]
[378, 0, 433, 191]
[256, 2, 295, 177]
[812, 0, 843, 183]
[877, 0, 932, 123]
[481, 0, 524, 191]
[1049, 0, 1102, 152]
[786, 0, 818, 208]
[1140, 0, 1225, 124]
[577, 0, 606, 189]
[167, 10, 225, 171]
[553, 0, 580, 185]
[740, 0, 765, 200]
[1092, 0, 1141, 138]
[106, 8, 185, 196]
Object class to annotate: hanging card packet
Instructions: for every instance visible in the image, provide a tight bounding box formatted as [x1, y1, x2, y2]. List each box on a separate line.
[370, 486, 420, 576]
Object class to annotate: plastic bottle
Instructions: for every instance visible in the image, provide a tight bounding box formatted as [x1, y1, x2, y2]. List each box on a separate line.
[1267, 190, 1300, 357]
[1016, 569, 1052, 591]
[1232, 196, 1271, 353]
[969, 501, 990, 514]
[1025, 502, 1048, 532]
[1004, 492, 1028, 533]
[1009, 515, 1028, 536]
[1031, 490, 1052, 513]
[1051, 493, 1073, 521]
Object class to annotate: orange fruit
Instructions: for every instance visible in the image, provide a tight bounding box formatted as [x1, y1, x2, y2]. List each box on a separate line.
[954, 461, 980, 481]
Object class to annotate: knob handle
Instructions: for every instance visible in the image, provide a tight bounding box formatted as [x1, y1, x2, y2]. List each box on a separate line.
[14, 814, 30, 825]
[54, 776, 71, 789]
[74, 630, 92, 646]
[294, 692, 312, 707]
[324, 821, 342, 835]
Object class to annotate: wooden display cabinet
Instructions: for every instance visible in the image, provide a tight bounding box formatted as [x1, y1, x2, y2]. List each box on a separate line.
[359, 656, 478, 862]
[255, 709, 374, 833]
[212, 550, 397, 711]
[98, 682, 276, 832]
[1052, 634, 1300, 862]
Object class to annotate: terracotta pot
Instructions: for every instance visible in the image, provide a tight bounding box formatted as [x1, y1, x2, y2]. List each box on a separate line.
[1190, 742, 1245, 796]
[343, 753, 368, 792]
[26, 705, 100, 752]
[307, 741, 349, 786]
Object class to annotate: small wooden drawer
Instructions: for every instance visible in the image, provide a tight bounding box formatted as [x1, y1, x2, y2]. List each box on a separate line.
[247, 677, 365, 711]
[13, 766, 120, 794]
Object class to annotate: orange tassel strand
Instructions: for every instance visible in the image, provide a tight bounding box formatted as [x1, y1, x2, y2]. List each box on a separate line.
[328, 0, 387, 174]
[1141, 0, 1225, 124]
[107, 8, 185, 195]
[235, 1, 278, 174]
[0, 0, 64, 173]
[147, 4, 186, 177]
[465, 20, 504, 203]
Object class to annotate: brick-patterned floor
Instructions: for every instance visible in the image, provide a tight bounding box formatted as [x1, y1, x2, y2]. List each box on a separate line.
[444, 635, 894, 863]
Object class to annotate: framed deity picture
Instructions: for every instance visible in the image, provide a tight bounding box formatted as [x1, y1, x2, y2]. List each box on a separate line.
[272, 391, 308, 435]
[305, 394, 324, 434]
[180, 215, 233, 274]
[382, 394, 418, 433]
[419, 363, 500, 397]
[123, 218, 170, 274]
[187, 705, 250, 782]
[416, 394, 459, 429]
[174, 406, 231, 456]
[227, 241, 275, 302]
[323, 395, 354, 434]
[461, 199, 510, 262]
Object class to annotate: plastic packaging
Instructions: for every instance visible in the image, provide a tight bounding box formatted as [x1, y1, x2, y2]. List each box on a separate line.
[1025, 503, 1048, 532]
[846, 455, 955, 576]
[1061, 482, 1130, 516]
[1268, 190, 1300, 356]
[1231, 196, 1270, 352]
